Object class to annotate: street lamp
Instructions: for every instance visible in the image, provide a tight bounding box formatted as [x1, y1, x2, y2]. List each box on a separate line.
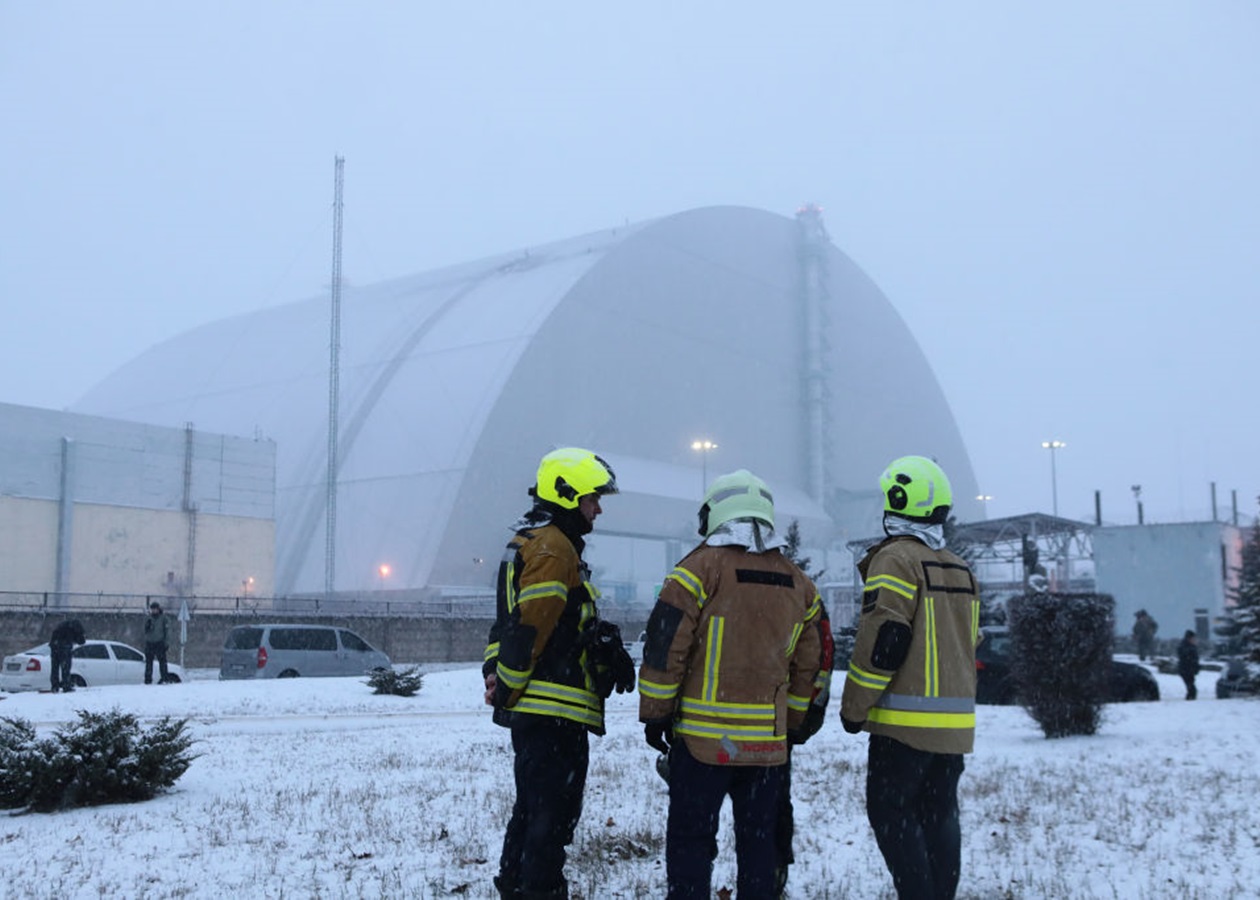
[976, 494, 993, 518]
[378, 563, 391, 591]
[1041, 440, 1066, 516]
[691, 439, 717, 494]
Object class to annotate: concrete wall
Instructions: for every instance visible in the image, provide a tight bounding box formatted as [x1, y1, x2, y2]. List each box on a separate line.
[0, 611, 494, 670]
[1094, 522, 1242, 641]
[69, 505, 275, 597]
[0, 497, 58, 591]
[0, 610, 653, 673]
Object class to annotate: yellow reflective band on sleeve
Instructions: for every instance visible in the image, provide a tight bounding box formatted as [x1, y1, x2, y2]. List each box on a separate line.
[786, 692, 810, 712]
[805, 592, 822, 622]
[971, 598, 981, 645]
[786, 621, 804, 657]
[518, 581, 568, 605]
[639, 678, 680, 701]
[924, 596, 939, 697]
[866, 573, 916, 599]
[496, 662, 532, 690]
[867, 707, 976, 730]
[505, 559, 518, 612]
[703, 616, 724, 702]
[667, 566, 707, 605]
[483, 642, 500, 663]
[846, 663, 892, 691]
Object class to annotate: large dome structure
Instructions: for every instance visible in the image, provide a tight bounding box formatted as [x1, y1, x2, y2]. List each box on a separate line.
[75, 205, 980, 601]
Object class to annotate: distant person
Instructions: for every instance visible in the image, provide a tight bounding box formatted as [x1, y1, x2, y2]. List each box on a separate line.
[1133, 610, 1158, 661]
[1177, 630, 1201, 700]
[143, 601, 171, 685]
[48, 618, 86, 692]
[638, 469, 824, 900]
[482, 448, 630, 900]
[840, 456, 980, 900]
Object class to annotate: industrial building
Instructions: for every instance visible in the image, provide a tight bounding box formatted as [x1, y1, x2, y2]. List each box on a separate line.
[0, 401, 275, 604]
[69, 205, 982, 606]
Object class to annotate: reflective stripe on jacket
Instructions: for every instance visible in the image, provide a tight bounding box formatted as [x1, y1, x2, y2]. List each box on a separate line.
[484, 523, 606, 734]
[840, 535, 980, 754]
[639, 543, 823, 766]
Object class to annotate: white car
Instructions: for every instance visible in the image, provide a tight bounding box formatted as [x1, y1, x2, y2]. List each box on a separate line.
[0, 639, 184, 692]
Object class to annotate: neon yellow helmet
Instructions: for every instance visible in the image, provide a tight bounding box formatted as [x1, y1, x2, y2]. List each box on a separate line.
[880, 455, 952, 524]
[533, 447, 618, 510]
[698, 469, 775, 536]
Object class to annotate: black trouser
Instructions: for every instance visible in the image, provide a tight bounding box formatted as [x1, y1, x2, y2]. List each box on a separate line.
[1181, 673, 1197, 700]
[666, 736, 786, 900]
[866, 734, 964, 900]
[498, 715, 589, 898]
[50, 642, 73, 691]
[144, 642, 169, 684]
[774, 747, 796, 896]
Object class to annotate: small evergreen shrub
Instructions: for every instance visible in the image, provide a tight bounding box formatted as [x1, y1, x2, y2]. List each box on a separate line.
[367, 666, 423, 696]
[1008, 591, 1115, 738]
[0, 709, 197, 812]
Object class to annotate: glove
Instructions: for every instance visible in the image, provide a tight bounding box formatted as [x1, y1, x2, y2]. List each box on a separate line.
[841, 716, 864, 734]
[644, 720, 674, 754]
[787, 729, 805, 746]
[611, 644, 636, 694]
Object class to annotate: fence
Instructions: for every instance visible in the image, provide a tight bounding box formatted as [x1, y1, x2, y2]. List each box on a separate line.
[0, 590, 497, 620]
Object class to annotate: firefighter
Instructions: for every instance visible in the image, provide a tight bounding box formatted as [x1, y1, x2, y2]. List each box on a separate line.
[639, 469, 824, 900]
[840, 455, 980, 900]
[482, 447, 633, 900]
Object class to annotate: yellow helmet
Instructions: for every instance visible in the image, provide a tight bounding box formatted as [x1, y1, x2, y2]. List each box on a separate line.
[880, 455, 952, 524]
[698, 469, 775, 536]
[533, 448, 618, 510]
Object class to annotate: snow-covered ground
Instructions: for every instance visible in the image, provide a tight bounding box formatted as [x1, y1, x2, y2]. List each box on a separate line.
[0, 662, 1252, 899]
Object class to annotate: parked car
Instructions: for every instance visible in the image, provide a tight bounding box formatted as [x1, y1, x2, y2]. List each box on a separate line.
[975, 626, 1159, 705]
[0, 640, 183, 692]
[1216, 658, 1260, 699]
[218, 624, 391, 679]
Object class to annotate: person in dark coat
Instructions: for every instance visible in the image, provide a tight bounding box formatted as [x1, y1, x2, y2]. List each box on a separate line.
[144, 601, 172, 684]
[49, 619, 87, 692]
[1133, 610, 1158, 661]
[1177, 630, 1201, 700]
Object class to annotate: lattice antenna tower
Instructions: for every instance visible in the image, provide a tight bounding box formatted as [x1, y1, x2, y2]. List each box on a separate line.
[324, 156, 345, 599]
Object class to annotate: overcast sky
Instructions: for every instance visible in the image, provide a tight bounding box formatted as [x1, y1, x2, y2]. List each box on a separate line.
[2, 2, 1257, 527]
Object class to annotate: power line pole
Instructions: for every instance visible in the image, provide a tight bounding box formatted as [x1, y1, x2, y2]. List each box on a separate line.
[325, 156, 344, 600]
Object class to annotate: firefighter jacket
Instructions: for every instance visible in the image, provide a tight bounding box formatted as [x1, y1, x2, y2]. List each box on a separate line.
[638, 542, 824, 767]
[483, 521, 608, 735]
[840, 535, 980, 754]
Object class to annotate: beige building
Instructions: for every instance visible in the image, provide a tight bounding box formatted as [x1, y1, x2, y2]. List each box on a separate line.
[0, 401, 275, 604]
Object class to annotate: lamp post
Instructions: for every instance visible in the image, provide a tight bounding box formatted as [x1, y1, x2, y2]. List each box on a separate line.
[976, 494, 993, 518]
[378, 563, 391, 591]
[1041, 440, 1066, 516]
[690, 439, 717, 495]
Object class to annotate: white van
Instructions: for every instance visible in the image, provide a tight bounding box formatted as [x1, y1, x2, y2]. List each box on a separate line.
[218, 624, 391, 679]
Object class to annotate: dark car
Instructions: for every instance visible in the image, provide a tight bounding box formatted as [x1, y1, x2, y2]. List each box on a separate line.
[976, 626, 1159, 705]
[1216, 658, 1260, 699]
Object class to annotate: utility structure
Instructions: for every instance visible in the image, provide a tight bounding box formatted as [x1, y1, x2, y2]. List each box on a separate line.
[796, 203, 832, 505]
[324, 155, 345, 600]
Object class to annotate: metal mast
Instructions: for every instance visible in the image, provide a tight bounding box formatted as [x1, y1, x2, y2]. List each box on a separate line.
[324, 156, 344, 599]
[795, 203, 831, 504]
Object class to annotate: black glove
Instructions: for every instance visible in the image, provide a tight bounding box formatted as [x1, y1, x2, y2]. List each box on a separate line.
[645, 721, 674, 754]
[841, 716, 864, 734]
[788, 729, 805, 746]
[611, 644, 636, 694]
